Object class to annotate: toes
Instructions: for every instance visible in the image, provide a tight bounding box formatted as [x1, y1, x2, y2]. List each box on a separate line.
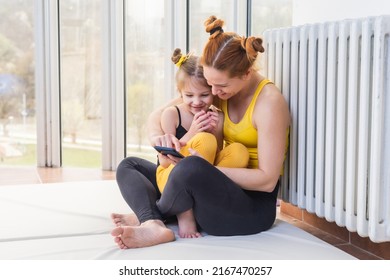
[111, 226, 124, 237]
[179, 232, 202, 238]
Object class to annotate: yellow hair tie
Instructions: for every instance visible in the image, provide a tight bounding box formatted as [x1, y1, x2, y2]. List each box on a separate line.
[175, 52, 193, 68]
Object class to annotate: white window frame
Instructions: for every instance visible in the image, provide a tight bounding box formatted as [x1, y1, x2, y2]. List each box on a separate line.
[235, 0, 249, 35]
[101, 0, 126, 170]
[35, 0, 61, 167]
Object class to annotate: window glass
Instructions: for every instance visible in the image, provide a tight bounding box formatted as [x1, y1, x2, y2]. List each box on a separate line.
[188, 0, 236, 55]
[250, 0, 292, 77]
[125, 0, 166, 162]
[0, 0, 35, 165]
[250, 0, 292, 36]
[60, 0, 103, 167]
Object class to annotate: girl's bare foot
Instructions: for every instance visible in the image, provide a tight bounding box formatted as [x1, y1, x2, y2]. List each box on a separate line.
[111, 213, 140, 227]
[177, 210, 202, 238]
[111, 220, 175, 249]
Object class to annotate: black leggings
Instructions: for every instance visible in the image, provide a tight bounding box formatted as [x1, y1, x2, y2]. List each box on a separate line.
[116, 156, 279, 236]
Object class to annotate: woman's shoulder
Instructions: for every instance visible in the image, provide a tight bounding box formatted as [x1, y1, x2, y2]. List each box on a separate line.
[257, 82, 284, 107]
[255, 82, 291, 124]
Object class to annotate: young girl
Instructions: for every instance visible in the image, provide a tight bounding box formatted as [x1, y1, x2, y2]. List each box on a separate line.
[156, 48, 249, 238]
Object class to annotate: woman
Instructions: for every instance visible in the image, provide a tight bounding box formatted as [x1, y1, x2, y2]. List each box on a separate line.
[111, 15, 290, 249]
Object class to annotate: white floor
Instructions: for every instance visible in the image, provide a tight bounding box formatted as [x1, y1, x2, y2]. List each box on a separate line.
[0, 180, 356, 260]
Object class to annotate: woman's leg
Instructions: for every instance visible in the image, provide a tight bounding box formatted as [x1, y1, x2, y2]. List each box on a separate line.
[112, 157, 175, 249]
[115, 156, 163, 223]
[157, 156, 278, 236]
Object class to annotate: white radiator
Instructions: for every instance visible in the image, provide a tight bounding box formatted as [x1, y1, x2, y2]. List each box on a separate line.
[263, 16, 390, 243]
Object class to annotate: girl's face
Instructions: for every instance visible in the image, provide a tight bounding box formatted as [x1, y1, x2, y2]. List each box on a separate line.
[181, 78, 213, 114]
[203, 66, 246, 100]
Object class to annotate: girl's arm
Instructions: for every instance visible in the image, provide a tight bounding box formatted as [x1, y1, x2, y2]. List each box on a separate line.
[147, 97, 182, 150]
[157, 106, 181, 168]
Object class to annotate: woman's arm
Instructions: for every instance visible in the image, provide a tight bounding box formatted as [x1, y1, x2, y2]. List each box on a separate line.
[217, 84, 291, 192]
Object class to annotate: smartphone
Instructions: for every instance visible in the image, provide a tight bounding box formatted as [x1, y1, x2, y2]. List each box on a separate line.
[154, 146, 185, 158]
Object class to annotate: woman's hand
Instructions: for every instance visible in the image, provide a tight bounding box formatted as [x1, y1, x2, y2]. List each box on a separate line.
[151, 134, 182, 151]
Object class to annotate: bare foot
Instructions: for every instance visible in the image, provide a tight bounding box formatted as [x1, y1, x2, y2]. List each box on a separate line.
[111, 220, 175, 249]
[177, 209, 202, 238]
[111, 213, 140, 227]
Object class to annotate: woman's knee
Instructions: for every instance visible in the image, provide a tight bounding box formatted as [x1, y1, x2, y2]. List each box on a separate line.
[117, 156, 143, 170]
[116, 156, 154, 183]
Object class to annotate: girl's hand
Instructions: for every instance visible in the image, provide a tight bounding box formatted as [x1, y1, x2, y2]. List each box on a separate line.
[188, 111, 211, 135]
[188, 111, 218, 134]
[203, 111, 219, 133]
[166, 154, 183, 165]
[157, 152, 182, 167]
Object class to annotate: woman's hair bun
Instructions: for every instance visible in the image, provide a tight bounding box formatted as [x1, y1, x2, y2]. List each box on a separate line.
[204, 15, 224, 38]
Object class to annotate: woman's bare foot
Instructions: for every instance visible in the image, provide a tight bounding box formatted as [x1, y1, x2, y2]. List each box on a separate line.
[111, 220, 175, 249]
[111, 213, 140, 227]
[177, 209, 202, 238]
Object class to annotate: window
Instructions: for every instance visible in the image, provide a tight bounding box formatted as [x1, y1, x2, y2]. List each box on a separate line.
[124, 0, 167, 162]
[188, 0, 237, 54]
[0, 0, 35, 166]
[60, 0, 103, 167]
[250, 0, 292, 36]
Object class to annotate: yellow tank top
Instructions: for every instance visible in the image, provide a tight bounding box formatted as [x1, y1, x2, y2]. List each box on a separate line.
[222, 79, 272, 169]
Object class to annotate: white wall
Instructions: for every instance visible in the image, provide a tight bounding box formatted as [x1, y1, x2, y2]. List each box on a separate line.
[293, 0, 390, 25]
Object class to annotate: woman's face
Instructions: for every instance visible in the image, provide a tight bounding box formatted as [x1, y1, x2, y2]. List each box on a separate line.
[203, 66, 245, 100]
[181, 78, 213, 114]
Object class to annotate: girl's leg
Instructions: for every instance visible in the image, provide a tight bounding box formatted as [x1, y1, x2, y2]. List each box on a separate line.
[156, 132, 217, 193]
[177, 209, 202, 238]
[180, 132, 217, 162]
[215, 142, 249, 168]
[115, 156, 163, 223]
[156, 133, 218, 237]
[157, 156, 278, 236]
